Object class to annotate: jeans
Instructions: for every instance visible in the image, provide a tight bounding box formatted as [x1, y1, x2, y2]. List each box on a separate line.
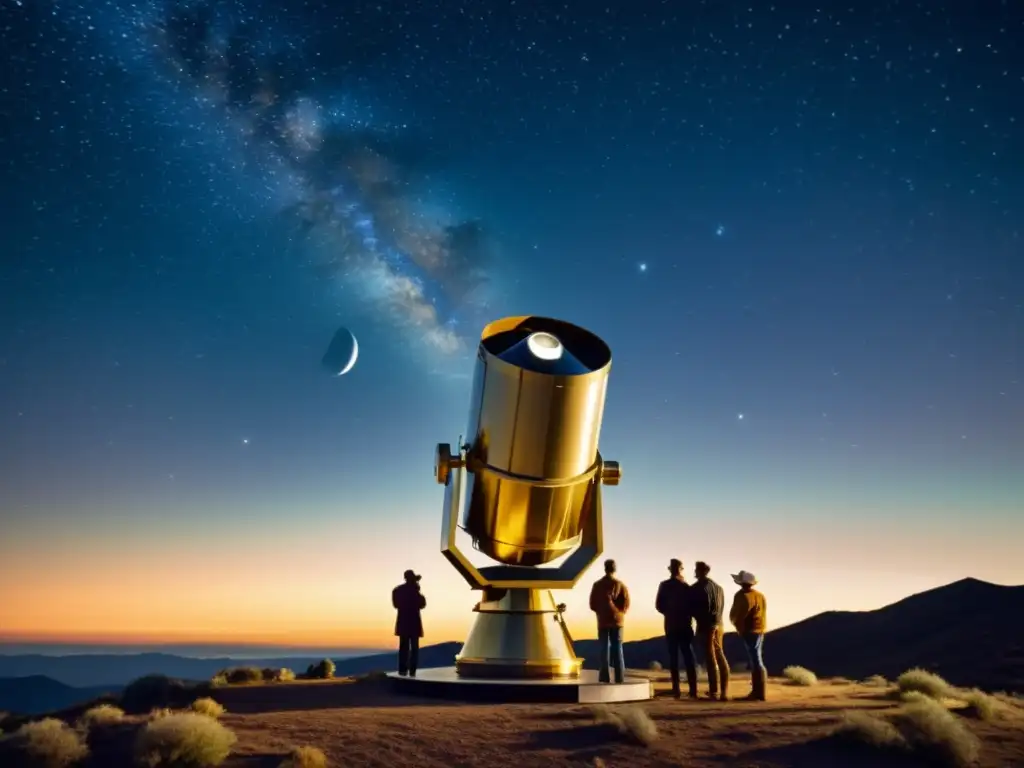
[398, 635, 419, 676]
[741, 632, 765, 671]
[666, 630, 697, 694]
[696, 625, 730, 695]
[598, 626, 625, 683]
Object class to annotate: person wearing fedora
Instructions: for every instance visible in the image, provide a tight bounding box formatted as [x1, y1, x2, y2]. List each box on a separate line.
[656, 558, 698, 699]
[392, 569, 427, 677]
[729, 570, 768, 701]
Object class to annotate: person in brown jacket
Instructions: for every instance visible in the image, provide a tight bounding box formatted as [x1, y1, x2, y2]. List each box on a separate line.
[729, 570, 768, 701]
[589, 559, 630, 683]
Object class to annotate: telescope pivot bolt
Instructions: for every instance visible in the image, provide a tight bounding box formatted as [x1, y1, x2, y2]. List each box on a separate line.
[600, 460, 621, 486]
[435, 442, 453, 485]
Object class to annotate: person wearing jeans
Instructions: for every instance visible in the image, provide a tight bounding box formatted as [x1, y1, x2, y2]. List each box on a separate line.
[691, 561, 731, 700]
[729, 570, 768, 701]
[589, 558, 631, 683]
[656, 558, 698, 698]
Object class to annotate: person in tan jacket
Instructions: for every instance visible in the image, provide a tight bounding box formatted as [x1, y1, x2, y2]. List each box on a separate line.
[729, 570, 768, 701]
[589, 558, 631, 683]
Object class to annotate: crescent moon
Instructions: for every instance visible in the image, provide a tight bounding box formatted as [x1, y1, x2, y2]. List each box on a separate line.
[338, 334, 359, 376]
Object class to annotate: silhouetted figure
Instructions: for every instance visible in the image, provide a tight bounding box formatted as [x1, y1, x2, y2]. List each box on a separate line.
[729, 570, 768, 701]
[656, 558, 698, 699]
[589, 558, 630, 683]
[392, 569, 426, 677]
[692, 561, 731, 700]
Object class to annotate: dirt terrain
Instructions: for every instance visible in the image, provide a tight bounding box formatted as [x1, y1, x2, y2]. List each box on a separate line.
[210, 671, 1024, 768]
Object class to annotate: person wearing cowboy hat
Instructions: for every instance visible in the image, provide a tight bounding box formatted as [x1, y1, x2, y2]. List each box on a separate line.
[392, 569, 427, 677]
[729, 570, 768, 701]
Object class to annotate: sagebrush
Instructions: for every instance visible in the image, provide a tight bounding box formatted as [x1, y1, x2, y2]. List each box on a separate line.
[895, 668, 952, 699]
[190, 698, 226, 719]
[782, 665, 817, 686]
[0, 717, 89, 768]
[78, 704, 125, 728]
[589, 704, 658, 746]
[135, 712, 236, 768]
[279, 744, 328, 768]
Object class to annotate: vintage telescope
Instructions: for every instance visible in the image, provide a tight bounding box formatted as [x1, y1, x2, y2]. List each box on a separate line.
[433, 315, 621, 679]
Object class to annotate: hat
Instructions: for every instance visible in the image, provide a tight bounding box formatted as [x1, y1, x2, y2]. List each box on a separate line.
[732, 570, 757, 586]
[403, 569, 421, 582]
[668, 558, 683, 571]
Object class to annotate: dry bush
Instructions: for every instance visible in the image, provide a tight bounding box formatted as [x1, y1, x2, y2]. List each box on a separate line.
[218, 667, 263, 685]
[189, 698, 226, 719]
[896, 667, 953, 699]
[958, 688, 1003, 722]
[304, 660, 335, 680]
[121, 675, 207, 714]
[262, 668, 296, 683]
[148, 709, 173, 721]
[861, 674, 889, 688]
[833, 710, 906, 750]
[77, 704, 125, 729]
[899, 690, 932, 705]
[279, 745, 328, 768]
[135, 712, 236, 767]
[647, 660, 662, 671]
[589, 704, 658, 746]
[209, 675, 228, 688]
[782, 665, 817, 686]
[898, 696, 979, 767]
[0, 717, 90, 767]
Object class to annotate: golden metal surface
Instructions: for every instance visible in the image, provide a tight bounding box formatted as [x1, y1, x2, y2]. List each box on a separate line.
[455, 588, 583, 679]
[462, 316, 613, 566]
[434, 315, 621, 679]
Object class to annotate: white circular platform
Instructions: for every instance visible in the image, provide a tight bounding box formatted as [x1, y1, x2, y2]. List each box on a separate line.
[387, 667, 653, 704]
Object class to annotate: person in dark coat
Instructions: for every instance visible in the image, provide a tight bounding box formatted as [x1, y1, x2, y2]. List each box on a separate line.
[691, 560, 731, 700]
[655, 558, 697, 698]
[392, 569, 426, 677]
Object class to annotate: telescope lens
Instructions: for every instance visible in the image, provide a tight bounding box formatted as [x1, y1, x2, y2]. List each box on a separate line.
[526, 332, 564, 361]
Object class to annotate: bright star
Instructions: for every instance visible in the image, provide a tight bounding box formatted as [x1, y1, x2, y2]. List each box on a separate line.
[638, 262, 648, 273]
[737, 413, 744, 421]
[715, 224, 725, 237]
[242, 438, 249, 445]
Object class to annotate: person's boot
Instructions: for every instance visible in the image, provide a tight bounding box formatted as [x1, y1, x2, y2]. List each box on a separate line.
[742, 670, 759, 700]
[755, 668, 767, 701]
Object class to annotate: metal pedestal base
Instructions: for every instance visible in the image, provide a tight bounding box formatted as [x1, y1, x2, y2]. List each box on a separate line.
[388, 667, 653, 703]
[455, 588, 582, 679]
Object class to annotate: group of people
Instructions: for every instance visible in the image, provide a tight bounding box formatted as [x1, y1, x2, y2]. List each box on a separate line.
[590, 558, 767, 701]
[390, 558, 767, 702]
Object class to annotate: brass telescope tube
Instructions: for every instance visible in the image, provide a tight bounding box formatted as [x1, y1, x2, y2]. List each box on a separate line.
[440, 316, 619, 680]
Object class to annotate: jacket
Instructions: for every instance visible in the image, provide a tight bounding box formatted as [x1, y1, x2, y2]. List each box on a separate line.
[392, 582, 426, 638]
[691, 577, 725, 632]
[655, 576, 694, 635]
[589, 575, 630, 629]
[729, 587, 767, 635]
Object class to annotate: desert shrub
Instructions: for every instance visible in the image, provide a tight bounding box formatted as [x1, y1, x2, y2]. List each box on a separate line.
[77, 704, 125, 728]
[279, 745, 328, 768]
[0, 717, 90, 767]
[782, 665, 817, 686]
[647, 660, 662, 671]
[899, 690, 932, 705]
[219, 667, 263, 685]
[135, 712, 236, 768]
[148, 709, 173, 721]
[959, 689, 1002, 722]
[261, 668, 296, 683]
[896, 696, 979, 767]
[121, 675, 206, 714]
[189, 699, 226, 719]
[896, 668, 952, 699]
[589, 704, 658, 745]
[833, 710, 906, 750]
[304, 660, 335, 680]
[861, 674, 889, 687]
[209, 675, 227, 688]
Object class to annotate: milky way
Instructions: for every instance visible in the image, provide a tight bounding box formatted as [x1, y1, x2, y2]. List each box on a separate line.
[45, 0, 493, 356]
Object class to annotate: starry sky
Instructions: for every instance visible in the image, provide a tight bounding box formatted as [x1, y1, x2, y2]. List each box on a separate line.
[1, 0, 1021, 652]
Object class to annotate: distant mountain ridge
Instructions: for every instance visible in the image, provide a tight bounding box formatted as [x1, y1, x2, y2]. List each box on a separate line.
[1, 577, 1020, 715]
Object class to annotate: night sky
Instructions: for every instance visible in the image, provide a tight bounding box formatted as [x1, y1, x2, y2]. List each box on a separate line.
[1, 0, 1021, 649]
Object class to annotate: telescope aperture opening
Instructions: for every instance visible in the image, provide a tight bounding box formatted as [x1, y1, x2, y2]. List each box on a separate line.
[526, 331, 564, 361]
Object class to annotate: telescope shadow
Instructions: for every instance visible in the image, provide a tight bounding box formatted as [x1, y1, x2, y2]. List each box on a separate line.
[213, 677, 461, 714]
